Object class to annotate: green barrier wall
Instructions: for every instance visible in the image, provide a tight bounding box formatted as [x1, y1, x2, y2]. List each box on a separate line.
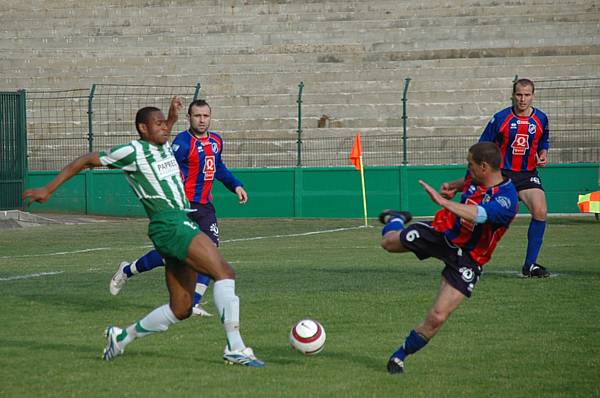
[25, 163, 599, 218]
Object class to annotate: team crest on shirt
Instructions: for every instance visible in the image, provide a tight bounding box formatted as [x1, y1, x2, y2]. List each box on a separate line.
[528, 122, 537, 135]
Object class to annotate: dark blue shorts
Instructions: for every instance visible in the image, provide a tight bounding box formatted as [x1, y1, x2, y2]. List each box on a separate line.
[502, 169, 544, 192]
[399, 222, 482, 297]
[188, 202, 219, 246]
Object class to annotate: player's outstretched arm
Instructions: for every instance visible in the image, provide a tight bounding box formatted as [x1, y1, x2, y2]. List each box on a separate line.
[419, 180, 477, 223]
[165, 96, 184, 133]
[23, 152, 102, 205]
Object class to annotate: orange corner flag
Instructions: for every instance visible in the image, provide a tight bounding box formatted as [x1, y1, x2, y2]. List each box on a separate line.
[349, 133, 362, 170]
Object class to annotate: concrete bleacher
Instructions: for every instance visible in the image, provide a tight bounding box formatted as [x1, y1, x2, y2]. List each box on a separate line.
[1, 0, 599, 167]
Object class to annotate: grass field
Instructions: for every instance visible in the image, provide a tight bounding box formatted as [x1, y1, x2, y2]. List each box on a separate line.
[1, 215, 599, 397]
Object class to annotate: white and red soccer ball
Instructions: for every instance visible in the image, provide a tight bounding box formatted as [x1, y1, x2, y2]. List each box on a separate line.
[289, 319, 326, 355]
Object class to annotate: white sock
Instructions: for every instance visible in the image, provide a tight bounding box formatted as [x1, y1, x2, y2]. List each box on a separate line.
[120, 304, 179, 347]
[129, 260, 139, 275]
[195, 282, 208, 298]
[213, 279, 245, 351]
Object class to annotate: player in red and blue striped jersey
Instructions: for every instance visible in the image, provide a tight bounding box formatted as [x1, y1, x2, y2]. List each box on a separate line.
[479, 78, 551, 277]
[379, 142, 519, 374]
[109, 100, 248, 316]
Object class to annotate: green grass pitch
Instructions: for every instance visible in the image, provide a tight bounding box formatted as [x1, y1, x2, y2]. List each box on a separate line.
[1, 216, 599, 397]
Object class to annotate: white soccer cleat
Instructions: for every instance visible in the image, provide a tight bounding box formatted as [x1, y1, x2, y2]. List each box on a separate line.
[223, 346, 265, 368]
[109, 261, 129, 296]
[102, 326, 125, 361]
[192, 304, 213, 317]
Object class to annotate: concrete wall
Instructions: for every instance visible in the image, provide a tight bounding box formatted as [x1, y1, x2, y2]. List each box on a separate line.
[1, 1, 599, 167]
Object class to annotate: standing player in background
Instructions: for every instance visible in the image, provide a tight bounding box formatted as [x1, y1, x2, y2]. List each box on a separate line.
[379, 142, 519, 374]
[23, 98, 264, 367]
[442, 79, 550, 277]
[109, 99, 248, 317]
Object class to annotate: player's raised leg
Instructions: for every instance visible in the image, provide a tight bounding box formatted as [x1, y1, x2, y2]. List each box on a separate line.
[109, 249, 165, 295]
[103, 260, 193, 361]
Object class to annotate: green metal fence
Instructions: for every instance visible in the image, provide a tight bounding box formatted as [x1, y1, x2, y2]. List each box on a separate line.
[27, 84, 200, 170]
[24, 78, 599, 171]
[534, 77, 600, 164]
[0, 90, 27, 210]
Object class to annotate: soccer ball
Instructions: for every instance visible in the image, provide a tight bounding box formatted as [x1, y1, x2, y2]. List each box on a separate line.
[289, 319, 326, 355]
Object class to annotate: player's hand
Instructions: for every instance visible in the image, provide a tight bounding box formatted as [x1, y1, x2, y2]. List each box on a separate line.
[420, 180, 446, 207]
[22, 187, 51, 206]
[440, 182, 458, 199]
[168, 96, 184, 119]
[235, 186, 248, 204]
[536, 151, 548, 167]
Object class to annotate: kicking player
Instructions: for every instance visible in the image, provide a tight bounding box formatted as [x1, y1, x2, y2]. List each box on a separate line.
[379, 142, 518, 374]
[109, 99, 248, 318]
[23, 98, 264, 367]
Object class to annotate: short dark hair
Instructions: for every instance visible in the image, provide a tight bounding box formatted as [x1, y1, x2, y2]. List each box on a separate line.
[469, 142, 501, 170]
[513, 78, 535, 94]
[135, 106, 161, 135]
[187, 99, 211, 115]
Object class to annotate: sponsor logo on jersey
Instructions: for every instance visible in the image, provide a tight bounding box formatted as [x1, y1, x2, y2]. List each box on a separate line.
[152, 157, 179, 180]
[204, 155, 215, 181]
[517, 119, 529, 125]
[511, 133, 529, 155]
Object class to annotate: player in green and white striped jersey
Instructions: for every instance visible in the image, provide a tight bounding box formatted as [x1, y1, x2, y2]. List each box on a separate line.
[23, 98, 265, 368]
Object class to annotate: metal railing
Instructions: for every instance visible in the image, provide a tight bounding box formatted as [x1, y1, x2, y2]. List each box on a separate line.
[24, 78, 599, 171]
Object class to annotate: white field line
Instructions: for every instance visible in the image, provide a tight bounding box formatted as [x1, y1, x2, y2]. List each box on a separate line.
[222, 225, 370, 243]
[0, 247, 111, 259]
[0, 225, 369, 260]
[0, 271, 64, 281]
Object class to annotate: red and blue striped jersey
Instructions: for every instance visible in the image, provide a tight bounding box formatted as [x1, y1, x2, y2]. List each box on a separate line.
[432, 174, 519, 266]
[479, 107, 549, 172]
[171, 130, 242, 204]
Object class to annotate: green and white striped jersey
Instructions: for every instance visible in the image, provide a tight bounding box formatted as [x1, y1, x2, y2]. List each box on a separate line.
[99, 140, 190, 217]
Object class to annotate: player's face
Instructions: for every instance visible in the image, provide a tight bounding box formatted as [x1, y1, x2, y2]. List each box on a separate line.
[139, 111, 169, 145]
[187, 105, 211, 136]
[467, 152, 484, 184]
[512, 83, 534, 115]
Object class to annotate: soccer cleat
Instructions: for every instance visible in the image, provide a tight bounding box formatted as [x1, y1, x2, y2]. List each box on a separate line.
[387, 355, 405, 374]
[102, 326, 125, 361]
[192, 304, 213, 317]
[223, 346, 265, 368]
[109, 261, 129, 296]
[522, 263, 551, 278]
[378, 209, 413, 225]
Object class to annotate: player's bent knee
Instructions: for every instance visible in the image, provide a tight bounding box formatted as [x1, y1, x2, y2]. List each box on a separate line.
[381, 234, 403, 252]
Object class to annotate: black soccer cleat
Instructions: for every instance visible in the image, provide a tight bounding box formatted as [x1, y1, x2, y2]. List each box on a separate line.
[522, 263, 551, 278]
[387, 356, 405, 374]
[378, 209, 413, 225]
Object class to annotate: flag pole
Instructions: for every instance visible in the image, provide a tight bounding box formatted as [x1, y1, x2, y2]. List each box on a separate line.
[359, 155, 368, 227]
